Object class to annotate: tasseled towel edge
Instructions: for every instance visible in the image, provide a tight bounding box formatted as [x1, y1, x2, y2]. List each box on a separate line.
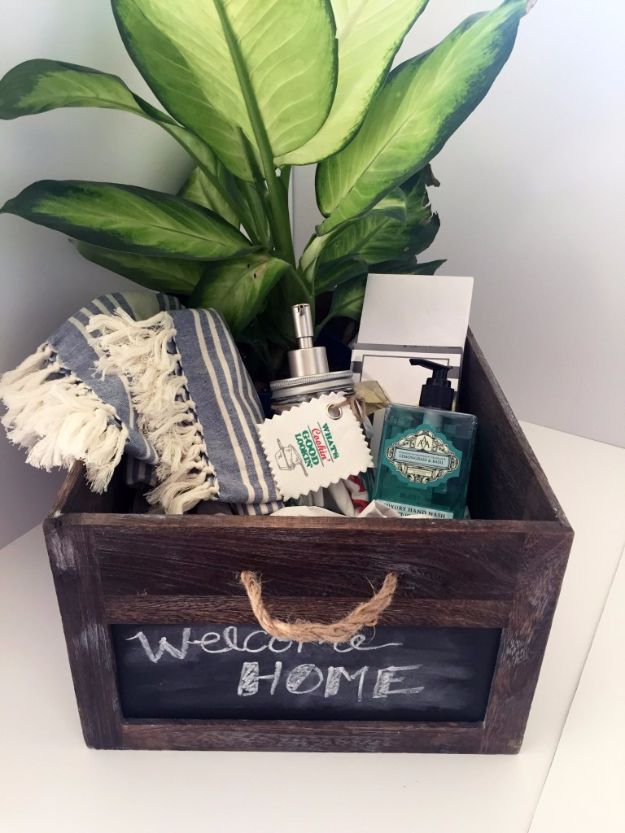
[88, 309, 219, 514]
[0, 343, 128, 492]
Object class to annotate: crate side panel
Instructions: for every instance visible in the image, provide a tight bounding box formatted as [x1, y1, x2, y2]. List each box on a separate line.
[93, 522, 527, 600]
[103, 596, 511, 627]
[461, 331, 568, 524]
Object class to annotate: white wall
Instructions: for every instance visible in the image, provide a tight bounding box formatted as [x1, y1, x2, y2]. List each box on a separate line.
[294, 0, 625, 449]
[0, 0, 189, 546]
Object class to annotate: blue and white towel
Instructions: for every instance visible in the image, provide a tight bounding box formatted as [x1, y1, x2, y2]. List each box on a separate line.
[0, 291, 281, 515]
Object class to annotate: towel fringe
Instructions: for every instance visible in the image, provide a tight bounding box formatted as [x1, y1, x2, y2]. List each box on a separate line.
[88, 309, 219, 513]
[0, 343, 128, 492]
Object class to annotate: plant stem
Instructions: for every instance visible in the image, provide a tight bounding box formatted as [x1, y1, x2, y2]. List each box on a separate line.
[263, 168, 295, 265]
[214, 0, 295, 265]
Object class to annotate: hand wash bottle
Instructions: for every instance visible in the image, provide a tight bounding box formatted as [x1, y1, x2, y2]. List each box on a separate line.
[372, 359, 477, 519]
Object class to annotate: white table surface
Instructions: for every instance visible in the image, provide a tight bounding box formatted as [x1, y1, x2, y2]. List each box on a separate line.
[1, 422, 624, 833]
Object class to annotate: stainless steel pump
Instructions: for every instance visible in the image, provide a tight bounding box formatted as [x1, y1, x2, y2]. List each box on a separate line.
[270, 303, 354, 409]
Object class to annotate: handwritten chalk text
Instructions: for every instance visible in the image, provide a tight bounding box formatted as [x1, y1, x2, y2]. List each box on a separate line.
[126, 628, 426, 705]
[127, 627, 402, 664]
[237, 662, 425, 701]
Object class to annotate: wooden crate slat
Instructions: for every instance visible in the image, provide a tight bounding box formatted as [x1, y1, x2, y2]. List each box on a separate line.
[103, 595, 511, 627]
[91, 524, 529, 599]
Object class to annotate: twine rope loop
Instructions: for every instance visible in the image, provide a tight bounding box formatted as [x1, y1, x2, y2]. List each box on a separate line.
[239, 571, 398, 644]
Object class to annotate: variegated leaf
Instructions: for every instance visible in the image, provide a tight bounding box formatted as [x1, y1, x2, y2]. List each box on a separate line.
[317, 0, 525, 231]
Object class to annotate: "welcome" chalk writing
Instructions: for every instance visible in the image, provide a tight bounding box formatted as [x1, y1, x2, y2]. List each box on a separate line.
[127, 626, 403, 662]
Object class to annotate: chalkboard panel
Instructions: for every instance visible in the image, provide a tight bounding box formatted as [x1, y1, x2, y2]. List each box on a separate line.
[112, 625, 500, 723]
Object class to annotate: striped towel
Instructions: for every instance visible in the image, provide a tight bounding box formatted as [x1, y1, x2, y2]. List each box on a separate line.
[0, 292, 281, 515]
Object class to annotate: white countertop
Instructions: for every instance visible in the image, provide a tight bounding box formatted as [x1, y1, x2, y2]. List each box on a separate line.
[1, 423, 624, 833]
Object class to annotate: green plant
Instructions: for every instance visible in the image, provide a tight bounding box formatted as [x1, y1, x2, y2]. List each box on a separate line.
[0, 0, 530, 376]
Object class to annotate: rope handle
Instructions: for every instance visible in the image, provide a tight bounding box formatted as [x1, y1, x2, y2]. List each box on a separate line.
[239, 571, 398, 644]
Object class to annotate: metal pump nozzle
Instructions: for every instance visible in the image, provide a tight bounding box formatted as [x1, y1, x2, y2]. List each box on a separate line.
[292, 304, 314, 349]
[287, 303, 329, 377]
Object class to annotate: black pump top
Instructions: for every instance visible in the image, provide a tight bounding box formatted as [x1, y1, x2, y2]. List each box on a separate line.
[410, 358, 455, 410]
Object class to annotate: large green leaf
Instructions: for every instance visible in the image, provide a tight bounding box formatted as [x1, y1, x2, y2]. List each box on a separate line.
[1, 180, 253, 259]
[298, 187, 408, 288]
[316, 168, 439, 277]
[0, 59, 149, 118]
[317, 0, 525, 232]
[77, 242, 203, 295]
[112, 0, 337, 181]
[279, 0, 429, 165]
[320, 213, 403, 266]
[189, 254, 293, 335]
[112, 1, 252, 181]
[320, 213, 441, 273]
[0, 59, 243, 225]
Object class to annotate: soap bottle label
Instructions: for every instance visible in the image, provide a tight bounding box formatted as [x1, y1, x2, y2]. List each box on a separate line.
[383, 425, 462, 487]
[379, 500, 454, 519]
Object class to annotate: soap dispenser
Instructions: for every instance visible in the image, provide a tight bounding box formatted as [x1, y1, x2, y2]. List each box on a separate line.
[372, 358, 477, 519]
[269, 304, 354, 410]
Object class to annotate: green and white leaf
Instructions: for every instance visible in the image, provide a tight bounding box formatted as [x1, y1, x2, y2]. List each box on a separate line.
[320, 213, 403, 266]
[112, 0, 337, 180]
[0, 59, 152, 119]
[111, 1, 251, 180]
[317, 0, 525, 231]
[1, 181, 253, 259]
[317, 169, 438, 276]
[370, 188, 408, 223]
[299, 187, 407, 288]
[0, 59, 213, 173]
[0, 59, 243, 225]
[76, 242, 203, 295]
[279, 0, 429, 165]
[189, 254, 293, 336]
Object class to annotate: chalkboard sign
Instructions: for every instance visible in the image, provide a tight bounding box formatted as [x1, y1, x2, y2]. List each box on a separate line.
[112, 625, 501, 722]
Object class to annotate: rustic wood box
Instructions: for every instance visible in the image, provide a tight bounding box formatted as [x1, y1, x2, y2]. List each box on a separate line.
[43, 333, 573, 754]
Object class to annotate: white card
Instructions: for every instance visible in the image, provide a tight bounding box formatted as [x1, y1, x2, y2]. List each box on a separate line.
[257, 393, 373, 500]
[357, 273, 473, 348]
[351, 273, 474, 407]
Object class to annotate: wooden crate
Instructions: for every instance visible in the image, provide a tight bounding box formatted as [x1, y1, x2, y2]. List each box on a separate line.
[43, 332, 573, 753]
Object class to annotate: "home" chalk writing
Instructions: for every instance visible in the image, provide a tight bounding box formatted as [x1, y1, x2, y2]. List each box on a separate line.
[237, 662, 424, 702]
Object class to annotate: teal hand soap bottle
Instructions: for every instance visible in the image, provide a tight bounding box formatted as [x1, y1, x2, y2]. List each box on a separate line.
[373, 359, 477, 519]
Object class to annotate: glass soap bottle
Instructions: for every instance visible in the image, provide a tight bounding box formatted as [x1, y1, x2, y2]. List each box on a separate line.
[269, 304, 355, 510]
[373, 359, 477, 519]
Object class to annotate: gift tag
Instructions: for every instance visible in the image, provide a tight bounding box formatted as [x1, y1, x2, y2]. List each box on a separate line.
[257, 393, 373, 500]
